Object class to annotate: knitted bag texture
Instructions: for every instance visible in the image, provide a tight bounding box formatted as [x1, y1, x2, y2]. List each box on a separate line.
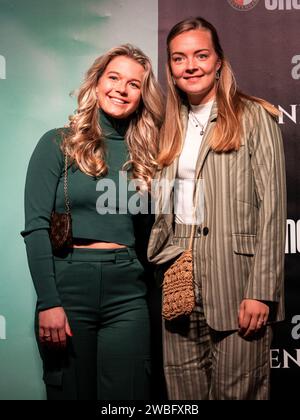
[162, 249, 195, 321]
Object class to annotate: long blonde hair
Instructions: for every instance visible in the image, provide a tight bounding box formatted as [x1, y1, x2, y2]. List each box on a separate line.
[63, 44, 164, 188]
[158, 17, 279, 167]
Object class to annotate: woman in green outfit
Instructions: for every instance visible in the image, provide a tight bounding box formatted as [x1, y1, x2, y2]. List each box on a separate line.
[22, 44, 163, 400]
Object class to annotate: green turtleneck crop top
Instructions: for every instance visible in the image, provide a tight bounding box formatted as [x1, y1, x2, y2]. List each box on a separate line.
[22, 110, 145, 310]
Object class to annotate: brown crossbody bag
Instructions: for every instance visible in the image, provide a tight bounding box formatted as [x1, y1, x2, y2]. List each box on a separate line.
[49, 150, 73, 251]
[161, 223, 196, 321]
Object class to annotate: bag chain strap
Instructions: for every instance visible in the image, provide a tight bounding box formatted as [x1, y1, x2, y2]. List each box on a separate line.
[63, 150, 71, 215]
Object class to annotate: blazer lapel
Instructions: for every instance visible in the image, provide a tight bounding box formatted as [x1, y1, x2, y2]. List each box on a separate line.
[194, 100, 218, 180]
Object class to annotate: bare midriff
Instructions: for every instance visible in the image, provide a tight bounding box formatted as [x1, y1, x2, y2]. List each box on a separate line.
[73, 239, 126, 249]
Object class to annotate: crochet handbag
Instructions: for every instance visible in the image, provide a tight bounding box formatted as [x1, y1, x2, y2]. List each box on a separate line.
[49, 151, 73, 251]
[162, 224, 196, 321]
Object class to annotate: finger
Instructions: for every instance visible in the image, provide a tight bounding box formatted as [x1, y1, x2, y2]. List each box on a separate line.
[58, 327, 67, 348]
[65, 319, 73, 337]
[238, 301, 248, 330]
[243, 316, 258, 338]
[39, 327, 44, 341]
[255, 316, 265, 332]
[40, 328, 51, 342]
[238, 303, 245, 329]
[239, 310, 251, 335]
[263, 310, 269, 326]
[51, 329, 60, 344]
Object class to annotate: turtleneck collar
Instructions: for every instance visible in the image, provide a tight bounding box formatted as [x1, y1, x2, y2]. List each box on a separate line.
[98, 108, 131, 140]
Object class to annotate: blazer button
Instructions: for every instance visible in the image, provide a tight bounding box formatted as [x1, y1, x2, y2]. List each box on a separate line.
[203, 227, 209, 236]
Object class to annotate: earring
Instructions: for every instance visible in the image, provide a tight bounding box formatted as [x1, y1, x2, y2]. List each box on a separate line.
[171, 76, 176, 85]
[216, 71, 220, 80]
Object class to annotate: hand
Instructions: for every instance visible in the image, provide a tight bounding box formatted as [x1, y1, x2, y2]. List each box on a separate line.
[238, 299, 269, 338]
[39, 306, 72, 347]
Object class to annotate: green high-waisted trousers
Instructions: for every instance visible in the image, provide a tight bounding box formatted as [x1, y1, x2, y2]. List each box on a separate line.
[36, 247, 151, 400]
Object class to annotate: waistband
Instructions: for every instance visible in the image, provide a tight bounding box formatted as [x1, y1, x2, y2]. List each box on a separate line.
[54, 247, 137, 263]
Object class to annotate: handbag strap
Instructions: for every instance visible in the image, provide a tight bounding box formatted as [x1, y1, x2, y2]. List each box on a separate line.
[187, 224, 196, 251]
[187, 178, 202, 251]
[63, 150, 71, 214]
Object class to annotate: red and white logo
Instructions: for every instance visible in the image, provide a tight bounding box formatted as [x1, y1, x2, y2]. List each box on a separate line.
[227, 0, 260, 11]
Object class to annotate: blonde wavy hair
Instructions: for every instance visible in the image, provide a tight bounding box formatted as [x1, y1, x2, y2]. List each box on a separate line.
[62, 44, 164, 188]
[158, 17, 279, 167]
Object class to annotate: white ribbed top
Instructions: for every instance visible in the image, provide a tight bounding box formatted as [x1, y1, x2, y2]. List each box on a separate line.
[175, 100, 213, 224]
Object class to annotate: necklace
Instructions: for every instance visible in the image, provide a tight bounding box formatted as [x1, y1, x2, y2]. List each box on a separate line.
[189, 111, 209, 136]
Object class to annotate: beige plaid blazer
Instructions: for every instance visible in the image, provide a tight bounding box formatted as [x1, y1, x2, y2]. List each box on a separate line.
[148, 100, 286, 330]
